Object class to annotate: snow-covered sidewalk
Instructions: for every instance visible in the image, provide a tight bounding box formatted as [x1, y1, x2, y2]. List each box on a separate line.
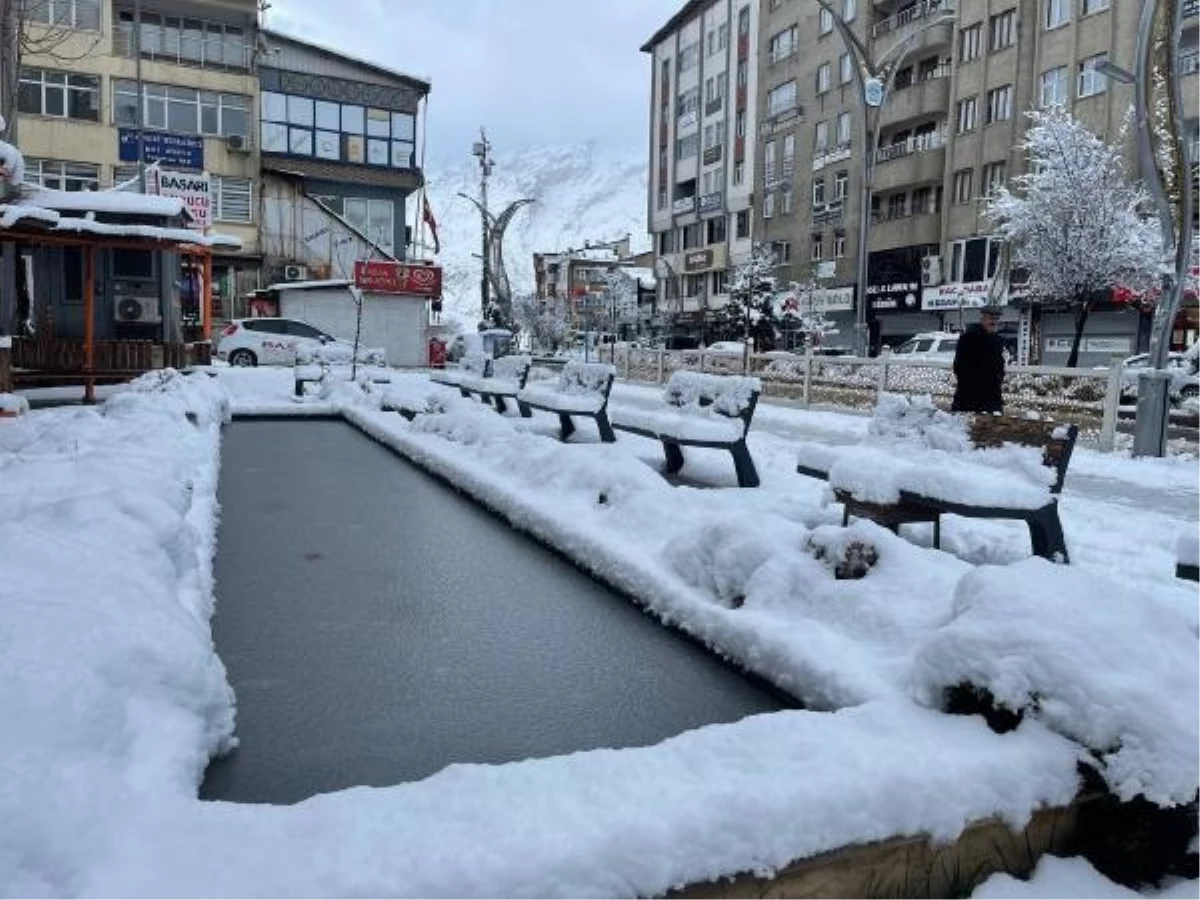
[1, 367, 1195, 898]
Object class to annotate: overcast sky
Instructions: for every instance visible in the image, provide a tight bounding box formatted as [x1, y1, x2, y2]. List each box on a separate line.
[269, 0, 680, 166]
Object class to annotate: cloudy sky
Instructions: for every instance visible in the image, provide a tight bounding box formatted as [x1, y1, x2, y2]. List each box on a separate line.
[268, 0, 681, 165]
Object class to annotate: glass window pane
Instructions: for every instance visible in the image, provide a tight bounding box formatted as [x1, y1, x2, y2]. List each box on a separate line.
[200, 102, 218, 134]
[262, 91, 287, 122]
[180, 19, 203, 60]
[315, 130, 340, 160]
[287, 95, 313, 126]
[168, 98, 195, 132]
[221, 106, 248, 137]
[391, 141, 413, 168]
[344, 198, 368, 229]
[146, 97, 166, 129]
[289, 127, 313, 155]
[367, 138, 389, 165]
[142, 14, 163, 54]
[345, 135, 364, 163]
[315, 100, 339, 130]
[224, 28, 247, 68]
[341, 104, 364, 133]
[367, 200, 393, 249]
[391, 112, 414, 140]
[262, 121, 288, 152]
[366, 107, 389, 136]
[161, 17, 179, 57]
[17, 81, 41, 115]
[45, 85, 65, 117]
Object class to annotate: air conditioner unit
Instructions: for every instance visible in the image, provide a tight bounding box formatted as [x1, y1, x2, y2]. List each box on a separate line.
[284, 264, 309, 281]
[226, 133, 250, 152]
[114, 295, 162, 324]
[921, 255, 943, 287]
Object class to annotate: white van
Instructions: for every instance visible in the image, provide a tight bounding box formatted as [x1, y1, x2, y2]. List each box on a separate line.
[890, 332, 960, 362]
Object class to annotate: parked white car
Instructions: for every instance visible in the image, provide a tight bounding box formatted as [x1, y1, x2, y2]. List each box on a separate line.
[889, 332, 960, 362]
[215, 317, 385, 367]
[1116, 351, 1199, 404]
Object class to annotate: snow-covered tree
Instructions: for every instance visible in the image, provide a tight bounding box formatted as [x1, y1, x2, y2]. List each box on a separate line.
[986, 106, 1163, 367]
[599, 268, 637, 335]
[719, 242, 781, 356]
[511, 292, 570, 353]
[776, 275, 837, 349]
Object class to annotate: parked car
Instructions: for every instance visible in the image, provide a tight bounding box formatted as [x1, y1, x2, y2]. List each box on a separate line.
[888, 332, 960, 362]
[705, 340, 751, 355]
[1115, 351, 1199, 404]
[215, 318, 385, 367]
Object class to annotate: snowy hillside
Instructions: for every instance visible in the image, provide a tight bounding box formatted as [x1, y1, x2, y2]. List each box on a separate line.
[417, 142, 651, 321]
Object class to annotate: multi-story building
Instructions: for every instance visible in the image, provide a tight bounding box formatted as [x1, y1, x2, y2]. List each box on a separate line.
[13, 0, 261, 318]
[255, 29, 429, 288]
[533, 237, 656, 339]
[647, 0, 1199, 363]
[641, 0, 760, 345]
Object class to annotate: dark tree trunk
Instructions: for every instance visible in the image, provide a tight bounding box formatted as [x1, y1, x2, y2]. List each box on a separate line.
[1065, 296, 1093, 368]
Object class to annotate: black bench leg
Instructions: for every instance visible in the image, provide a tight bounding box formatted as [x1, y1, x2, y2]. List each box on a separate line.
[595, 411, 616, 443]
[459, 387, 470, 398]
[729, 440, 759, 488]
[558, 413, 576, 442]
[517, 400, 532, 418]
[494, 395, 508, 415]
[662, 440, 685, 475]
[933, 515, 941, 549]
[1026, 504, 1069, 563]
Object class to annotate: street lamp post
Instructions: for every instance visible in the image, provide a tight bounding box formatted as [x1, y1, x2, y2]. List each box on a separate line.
[813, 0, 956, 358]
[1098, 0, 1194, 457]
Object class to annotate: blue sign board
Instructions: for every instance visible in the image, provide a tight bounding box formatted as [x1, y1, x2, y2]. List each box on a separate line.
[118, 129, 205, 170]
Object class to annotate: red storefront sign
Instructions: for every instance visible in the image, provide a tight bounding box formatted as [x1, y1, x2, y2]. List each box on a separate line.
[353, 260, 443, 298]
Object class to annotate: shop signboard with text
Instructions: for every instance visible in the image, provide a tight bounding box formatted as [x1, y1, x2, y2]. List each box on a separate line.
[921, 281, 999, 311]
[148, 169, 210, 230]
[118, 129, 205, 170]
[353, 260, 443, 298]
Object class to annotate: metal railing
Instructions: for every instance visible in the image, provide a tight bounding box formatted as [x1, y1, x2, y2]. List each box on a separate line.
[112, 26, 253, 71]
[875, 129, 947, 163]
[871, 0, 953, 39]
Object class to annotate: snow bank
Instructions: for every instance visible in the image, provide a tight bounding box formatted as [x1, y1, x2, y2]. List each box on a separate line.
[912, 559, 1199, 805]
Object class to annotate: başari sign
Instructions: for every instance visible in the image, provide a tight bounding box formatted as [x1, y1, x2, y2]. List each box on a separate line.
[149, 169, 211, 230]
[353, 260, 443, 298]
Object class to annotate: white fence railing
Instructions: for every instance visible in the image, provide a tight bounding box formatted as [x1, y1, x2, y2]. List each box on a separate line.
[594, 346, 1128, 451]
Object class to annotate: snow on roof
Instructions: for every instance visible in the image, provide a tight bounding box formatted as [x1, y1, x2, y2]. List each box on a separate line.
[0, 203, 60, 229]
[24, 186, 186, 219]
[623, 267, 655, 285]
[0, 202, 242, 249]
[266, 279, 353, 291]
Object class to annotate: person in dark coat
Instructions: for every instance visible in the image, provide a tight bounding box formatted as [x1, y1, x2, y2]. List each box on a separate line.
[951, 305, 1006, 413]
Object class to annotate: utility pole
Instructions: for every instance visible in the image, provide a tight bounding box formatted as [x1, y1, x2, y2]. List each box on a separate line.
[472, 129, 493, 322]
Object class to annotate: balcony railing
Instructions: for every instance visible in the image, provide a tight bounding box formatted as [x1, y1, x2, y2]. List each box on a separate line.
[812, 200, 845, 226]
[812, 142, 853, 171]
[672, 196, 697, 215]
[875, 129, 947, 164]
[893, 64, 953, 91]
[871, 0, 953, 39]
[769, 44, 797, 64]
[703, 144, 723, 165]
[113, 23, 253, 71]
[705, 96, 724, 115]
[1184, 0, 1198, 18]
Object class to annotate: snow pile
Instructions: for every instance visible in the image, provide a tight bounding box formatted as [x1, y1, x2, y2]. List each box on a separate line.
[973, 854, 1197, 899]
[911, 559, 1200, 805]
[0, 371, 235, 895]
[0, 392, 30, 417]
[867, 392, 971, 451]
[0, 133, 26, 189]
[1177, 529, 1199, 568]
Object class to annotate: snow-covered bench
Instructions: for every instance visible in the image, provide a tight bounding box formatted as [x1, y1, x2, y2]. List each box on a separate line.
[429, 352, 491, 391]
[516, 361, 617, 442]
[795, 414, 1079, 562]
[611, 371, 762, 488]
[459, 354, 533, 415]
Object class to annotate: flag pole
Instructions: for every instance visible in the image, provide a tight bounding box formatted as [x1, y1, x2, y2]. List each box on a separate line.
[414, 94, 430, 259]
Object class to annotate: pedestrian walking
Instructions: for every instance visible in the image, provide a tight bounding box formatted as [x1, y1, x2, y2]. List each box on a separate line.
[951, 305, 1006, 414]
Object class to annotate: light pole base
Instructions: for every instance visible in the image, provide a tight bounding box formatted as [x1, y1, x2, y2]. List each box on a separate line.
[1131, 370, 1172, 458]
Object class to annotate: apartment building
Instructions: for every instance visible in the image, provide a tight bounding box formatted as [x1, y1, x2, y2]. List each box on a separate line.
[13, 0, 261, 316]
[641, 0, 760, 345]
[649, 0, 1198, 362]
[533, 237, 656, 338]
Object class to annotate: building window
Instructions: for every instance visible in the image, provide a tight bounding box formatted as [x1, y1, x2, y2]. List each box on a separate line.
[959, 24, 982, 62]
[911, 185, 940, 214]
[982, 161, 1007, 197]
[767, 79, 798, 117]
[736, 111, 745, 138]
[23, 158, 99, 191]
[956, 96, 978, 132]
[840, 52, 853, 84]
[1043, 0, 1069, 29]
[1078, 53, 1108, 98]
[712, 269, 729, 296]
[948, 235, 1004, 282]
[953, 169, 974, 204]
[811, 233, 823, 262]
[115, 9, 251, 70]
[812, 177, 826, 206]
[836, 111, 851, 145]
[1039, 66, 1068, 106]
[657, 188, 668, 210]
[343, 197, 394, 253]
[736, 209, 750, 238]
[738, 5, 750, 35]
[816, 63, 831, 94]
[18, 68, 99, 121]
[260, 89, 415, 167]
[733, 160, 745, 186]
[112, 248, 155, 280]
[1081, 0, 1109, 15]
[834, 230, 846, 258]
[886, 193, 907, 220]
[676, 133, 699, 160]
[842, 0, 857, 22]
[781, 183, 794, 214]
[678, 42, 699, 72]
[988, 10, 1015, 50]
[26, 0, 100, 30]
[986, 85, 1012, 123]
[834, 170, 848, 200]
[773, 241, 792, 264]
[814, 120, 828, 152]
[737, 59, 748, 88]
[769, 26, 798, 63]
[707, 215, 727, 243]
[212, 175, 253, 223]
[115, 79, 249, 138]
[764, 191, 775, 219]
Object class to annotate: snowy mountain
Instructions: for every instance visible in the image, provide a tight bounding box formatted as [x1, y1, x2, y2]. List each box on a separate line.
[417, 142, 651, 321]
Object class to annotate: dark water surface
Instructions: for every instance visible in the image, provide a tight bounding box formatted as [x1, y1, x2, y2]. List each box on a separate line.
[201, 419, 787, 804]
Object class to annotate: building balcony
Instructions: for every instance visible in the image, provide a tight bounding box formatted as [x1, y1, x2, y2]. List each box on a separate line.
[1185, 0, 1198, 19]
[869, 210, 941, 251]
[812, 143, 852, 172]
[113, 15, 255, 73]
[1181, 48, 1199, 77]
[872, 136, 946, 193]
[703, 143, 723, 165]
[871, 0, 954, 42]
[812, 199, 846, 227]
[673, 195, 697, 215]
[880, 73, 950, 128]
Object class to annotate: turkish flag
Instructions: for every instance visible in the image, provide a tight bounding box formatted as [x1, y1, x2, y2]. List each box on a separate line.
[422, 194, 440, 255]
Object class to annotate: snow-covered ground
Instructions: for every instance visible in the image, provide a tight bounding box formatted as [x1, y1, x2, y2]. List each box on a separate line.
[1, 366, 1196, 898]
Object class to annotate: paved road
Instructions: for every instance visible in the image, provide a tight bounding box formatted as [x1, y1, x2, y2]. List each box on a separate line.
[202, 420, 787, 805]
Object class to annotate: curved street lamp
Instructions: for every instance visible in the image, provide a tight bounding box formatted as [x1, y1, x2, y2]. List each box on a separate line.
[812, 0, 956, 357]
